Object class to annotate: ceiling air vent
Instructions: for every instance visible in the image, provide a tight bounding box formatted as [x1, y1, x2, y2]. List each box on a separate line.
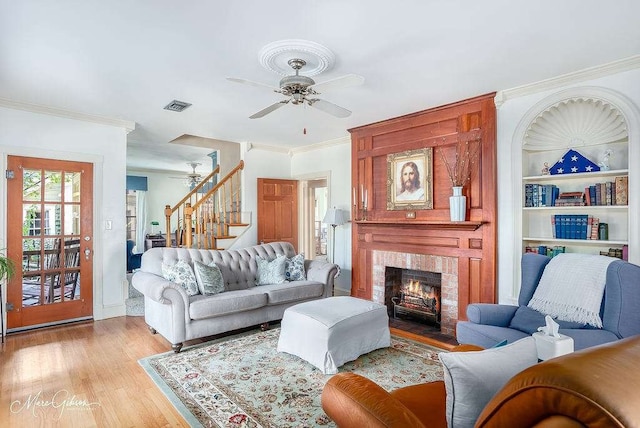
[163, 100, 192, 112]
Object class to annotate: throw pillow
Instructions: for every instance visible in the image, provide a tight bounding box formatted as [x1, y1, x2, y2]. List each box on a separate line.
[255, 255, 287, 285]
[438, 336, 538, 428]
[285, 253, 306, 281]
[193, 261, 225, 295]
[161, 260, 199, 296]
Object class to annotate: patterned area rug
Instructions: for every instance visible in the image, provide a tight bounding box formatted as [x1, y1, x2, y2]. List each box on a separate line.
[139, 328, 444, 428]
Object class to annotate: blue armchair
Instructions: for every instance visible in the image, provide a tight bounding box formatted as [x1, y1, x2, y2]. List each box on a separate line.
[457, 253, 640, 350]
[126, 239, 142, 272]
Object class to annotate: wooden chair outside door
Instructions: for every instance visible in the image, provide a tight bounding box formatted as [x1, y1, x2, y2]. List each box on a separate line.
[257, 178, 298, 251]
[6, 156, 94, 330]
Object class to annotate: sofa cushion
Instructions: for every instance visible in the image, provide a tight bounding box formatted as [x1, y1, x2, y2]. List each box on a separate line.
[259, 281, 325, 305]
[285, 253, 306, 281]
[189, 289, 268, 320]
[439, 336, 538, 428]
[256, 255, 287, 285]
[193, 261, 225, 295]
[509, 306, 586, 334]
[161, 260, 199, 296]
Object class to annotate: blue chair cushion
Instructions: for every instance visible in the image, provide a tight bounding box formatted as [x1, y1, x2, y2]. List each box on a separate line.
[509, 306, 587, 334]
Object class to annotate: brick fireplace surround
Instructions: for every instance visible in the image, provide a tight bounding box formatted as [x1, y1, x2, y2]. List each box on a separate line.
[372, 251, 458, 336]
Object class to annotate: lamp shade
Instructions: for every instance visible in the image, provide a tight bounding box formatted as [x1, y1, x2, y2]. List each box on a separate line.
[322, 208, 349, 226]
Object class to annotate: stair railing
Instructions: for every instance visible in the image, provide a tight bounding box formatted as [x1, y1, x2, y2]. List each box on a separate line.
[165, 160, 245, 249]
[163, 165, 220, 247]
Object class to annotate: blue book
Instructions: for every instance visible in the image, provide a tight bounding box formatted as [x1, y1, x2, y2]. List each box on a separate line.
[551, 185, 559, 207]
[578, 214, 588, 239]
[560, 214, 568, 239]
[568, 215, 575, 239]
[562, 214, 571, 239]
[525, 184, 533, 207]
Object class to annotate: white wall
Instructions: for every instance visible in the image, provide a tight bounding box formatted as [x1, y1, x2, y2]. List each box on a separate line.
[232, 145, 292, 250]
[0, 104, 132, 320]
[496, 66, 640, 304]
[291, 138, 352, 292]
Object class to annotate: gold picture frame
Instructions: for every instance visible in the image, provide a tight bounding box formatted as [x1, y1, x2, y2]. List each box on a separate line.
[387, 148, 433, 210]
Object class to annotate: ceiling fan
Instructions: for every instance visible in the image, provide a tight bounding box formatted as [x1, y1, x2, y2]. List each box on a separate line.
[170, 162, 203, 186]
[227, 58, 364, 119]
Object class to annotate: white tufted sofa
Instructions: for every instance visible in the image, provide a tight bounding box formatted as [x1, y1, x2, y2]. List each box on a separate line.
[132, 242, 339, 352]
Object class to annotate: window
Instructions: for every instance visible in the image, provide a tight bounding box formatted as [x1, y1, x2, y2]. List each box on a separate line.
[126, 190, 137, 241]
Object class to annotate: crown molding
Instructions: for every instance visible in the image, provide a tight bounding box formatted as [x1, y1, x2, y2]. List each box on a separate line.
[244, 142, 292, 155]
[495, 55, 640, 108]
[289, 135, 350, 155]
[244, 135, 350, 157]
[0, 97, 136, 132]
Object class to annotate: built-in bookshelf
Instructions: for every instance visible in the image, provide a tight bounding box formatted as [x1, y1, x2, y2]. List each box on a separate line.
[520, 97, 630, 260]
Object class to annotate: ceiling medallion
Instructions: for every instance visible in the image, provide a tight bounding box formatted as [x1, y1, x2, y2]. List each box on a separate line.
[258, 39, 335, 76]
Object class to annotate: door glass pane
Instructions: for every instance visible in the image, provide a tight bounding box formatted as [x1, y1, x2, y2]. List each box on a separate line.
[63, 238, 81, 301]
[23, 203, 41, 236]
[65, 171, 81, 202]
[22, 273, 42, 306]
[23, 169, 41, 201]
[44, 204, 62, 235]
[22, 238, 41, 271]
[44, 171, 62, 202]
[64, 205, 81, 235]
[44, 237, 59, 250]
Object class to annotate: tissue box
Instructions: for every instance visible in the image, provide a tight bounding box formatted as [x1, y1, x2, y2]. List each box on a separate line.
[532, 332, 574, 360]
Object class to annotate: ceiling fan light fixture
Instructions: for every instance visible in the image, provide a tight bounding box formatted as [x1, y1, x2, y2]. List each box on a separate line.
[229, 50, 362, 119]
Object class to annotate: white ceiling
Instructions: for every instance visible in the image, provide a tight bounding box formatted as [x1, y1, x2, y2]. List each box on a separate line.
[2, 1, 640, 174]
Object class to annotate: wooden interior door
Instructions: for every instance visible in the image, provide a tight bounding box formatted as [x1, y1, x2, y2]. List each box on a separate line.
[257, 178, 298, 251]
[6, 156, 94, 330]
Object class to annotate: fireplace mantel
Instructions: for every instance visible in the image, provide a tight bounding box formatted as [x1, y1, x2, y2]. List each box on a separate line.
[355, 220, 483, 231]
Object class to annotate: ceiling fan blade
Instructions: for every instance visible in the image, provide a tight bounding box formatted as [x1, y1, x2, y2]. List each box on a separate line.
[311, 74, 365, 93]
[249, 100, 289, 119]
[309, 99, 352, 118]
[226, 77, 279, 91]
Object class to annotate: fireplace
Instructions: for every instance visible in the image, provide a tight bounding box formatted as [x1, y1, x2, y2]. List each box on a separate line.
[373, 251, 458, 336]
[386, 267, 441, 327]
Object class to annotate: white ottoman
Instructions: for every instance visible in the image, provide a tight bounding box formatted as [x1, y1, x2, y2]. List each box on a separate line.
[277, 296, 391, 374]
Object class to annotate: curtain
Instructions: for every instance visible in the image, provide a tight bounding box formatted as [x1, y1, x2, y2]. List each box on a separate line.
[135, 191, 147, 254]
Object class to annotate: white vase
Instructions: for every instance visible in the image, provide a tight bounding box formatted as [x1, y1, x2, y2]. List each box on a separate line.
[449, 186, 466, 221]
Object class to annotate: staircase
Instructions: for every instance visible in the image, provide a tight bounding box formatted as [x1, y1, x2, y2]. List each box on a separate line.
[164, 160, 250, 250]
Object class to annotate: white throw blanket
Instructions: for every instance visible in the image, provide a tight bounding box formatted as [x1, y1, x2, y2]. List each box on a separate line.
[528, 253, 616, 328]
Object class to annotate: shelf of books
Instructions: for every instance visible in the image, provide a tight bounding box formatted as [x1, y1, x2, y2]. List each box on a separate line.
[522, 156, 628, 260]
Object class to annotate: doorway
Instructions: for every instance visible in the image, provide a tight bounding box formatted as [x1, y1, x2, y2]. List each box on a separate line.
[300, 178, 328, 260]
[5, 156, 94, 330]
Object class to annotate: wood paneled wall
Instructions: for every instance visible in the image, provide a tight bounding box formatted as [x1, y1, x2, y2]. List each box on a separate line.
[349, 93, 497, 322]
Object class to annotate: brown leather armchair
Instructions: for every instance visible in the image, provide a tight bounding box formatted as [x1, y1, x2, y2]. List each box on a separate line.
[321, 336, 640, 427]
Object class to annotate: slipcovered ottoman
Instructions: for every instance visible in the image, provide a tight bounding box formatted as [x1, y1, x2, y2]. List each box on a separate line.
[277, 296, 390, 374]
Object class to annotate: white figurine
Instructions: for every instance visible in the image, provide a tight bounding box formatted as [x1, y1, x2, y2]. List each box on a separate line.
[598, 149, 613, 171]
[541, 162, 550, 175]
[537, 315, 561, 338]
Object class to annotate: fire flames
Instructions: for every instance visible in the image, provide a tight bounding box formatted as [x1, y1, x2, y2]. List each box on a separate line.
[401, 280, 440, 313]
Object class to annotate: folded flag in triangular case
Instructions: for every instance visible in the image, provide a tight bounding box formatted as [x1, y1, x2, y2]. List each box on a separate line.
[549, 149, 600, 175]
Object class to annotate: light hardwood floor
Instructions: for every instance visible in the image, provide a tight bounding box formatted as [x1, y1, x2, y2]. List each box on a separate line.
[0, 316, 191, 427]
[0, 314, 453, 427]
